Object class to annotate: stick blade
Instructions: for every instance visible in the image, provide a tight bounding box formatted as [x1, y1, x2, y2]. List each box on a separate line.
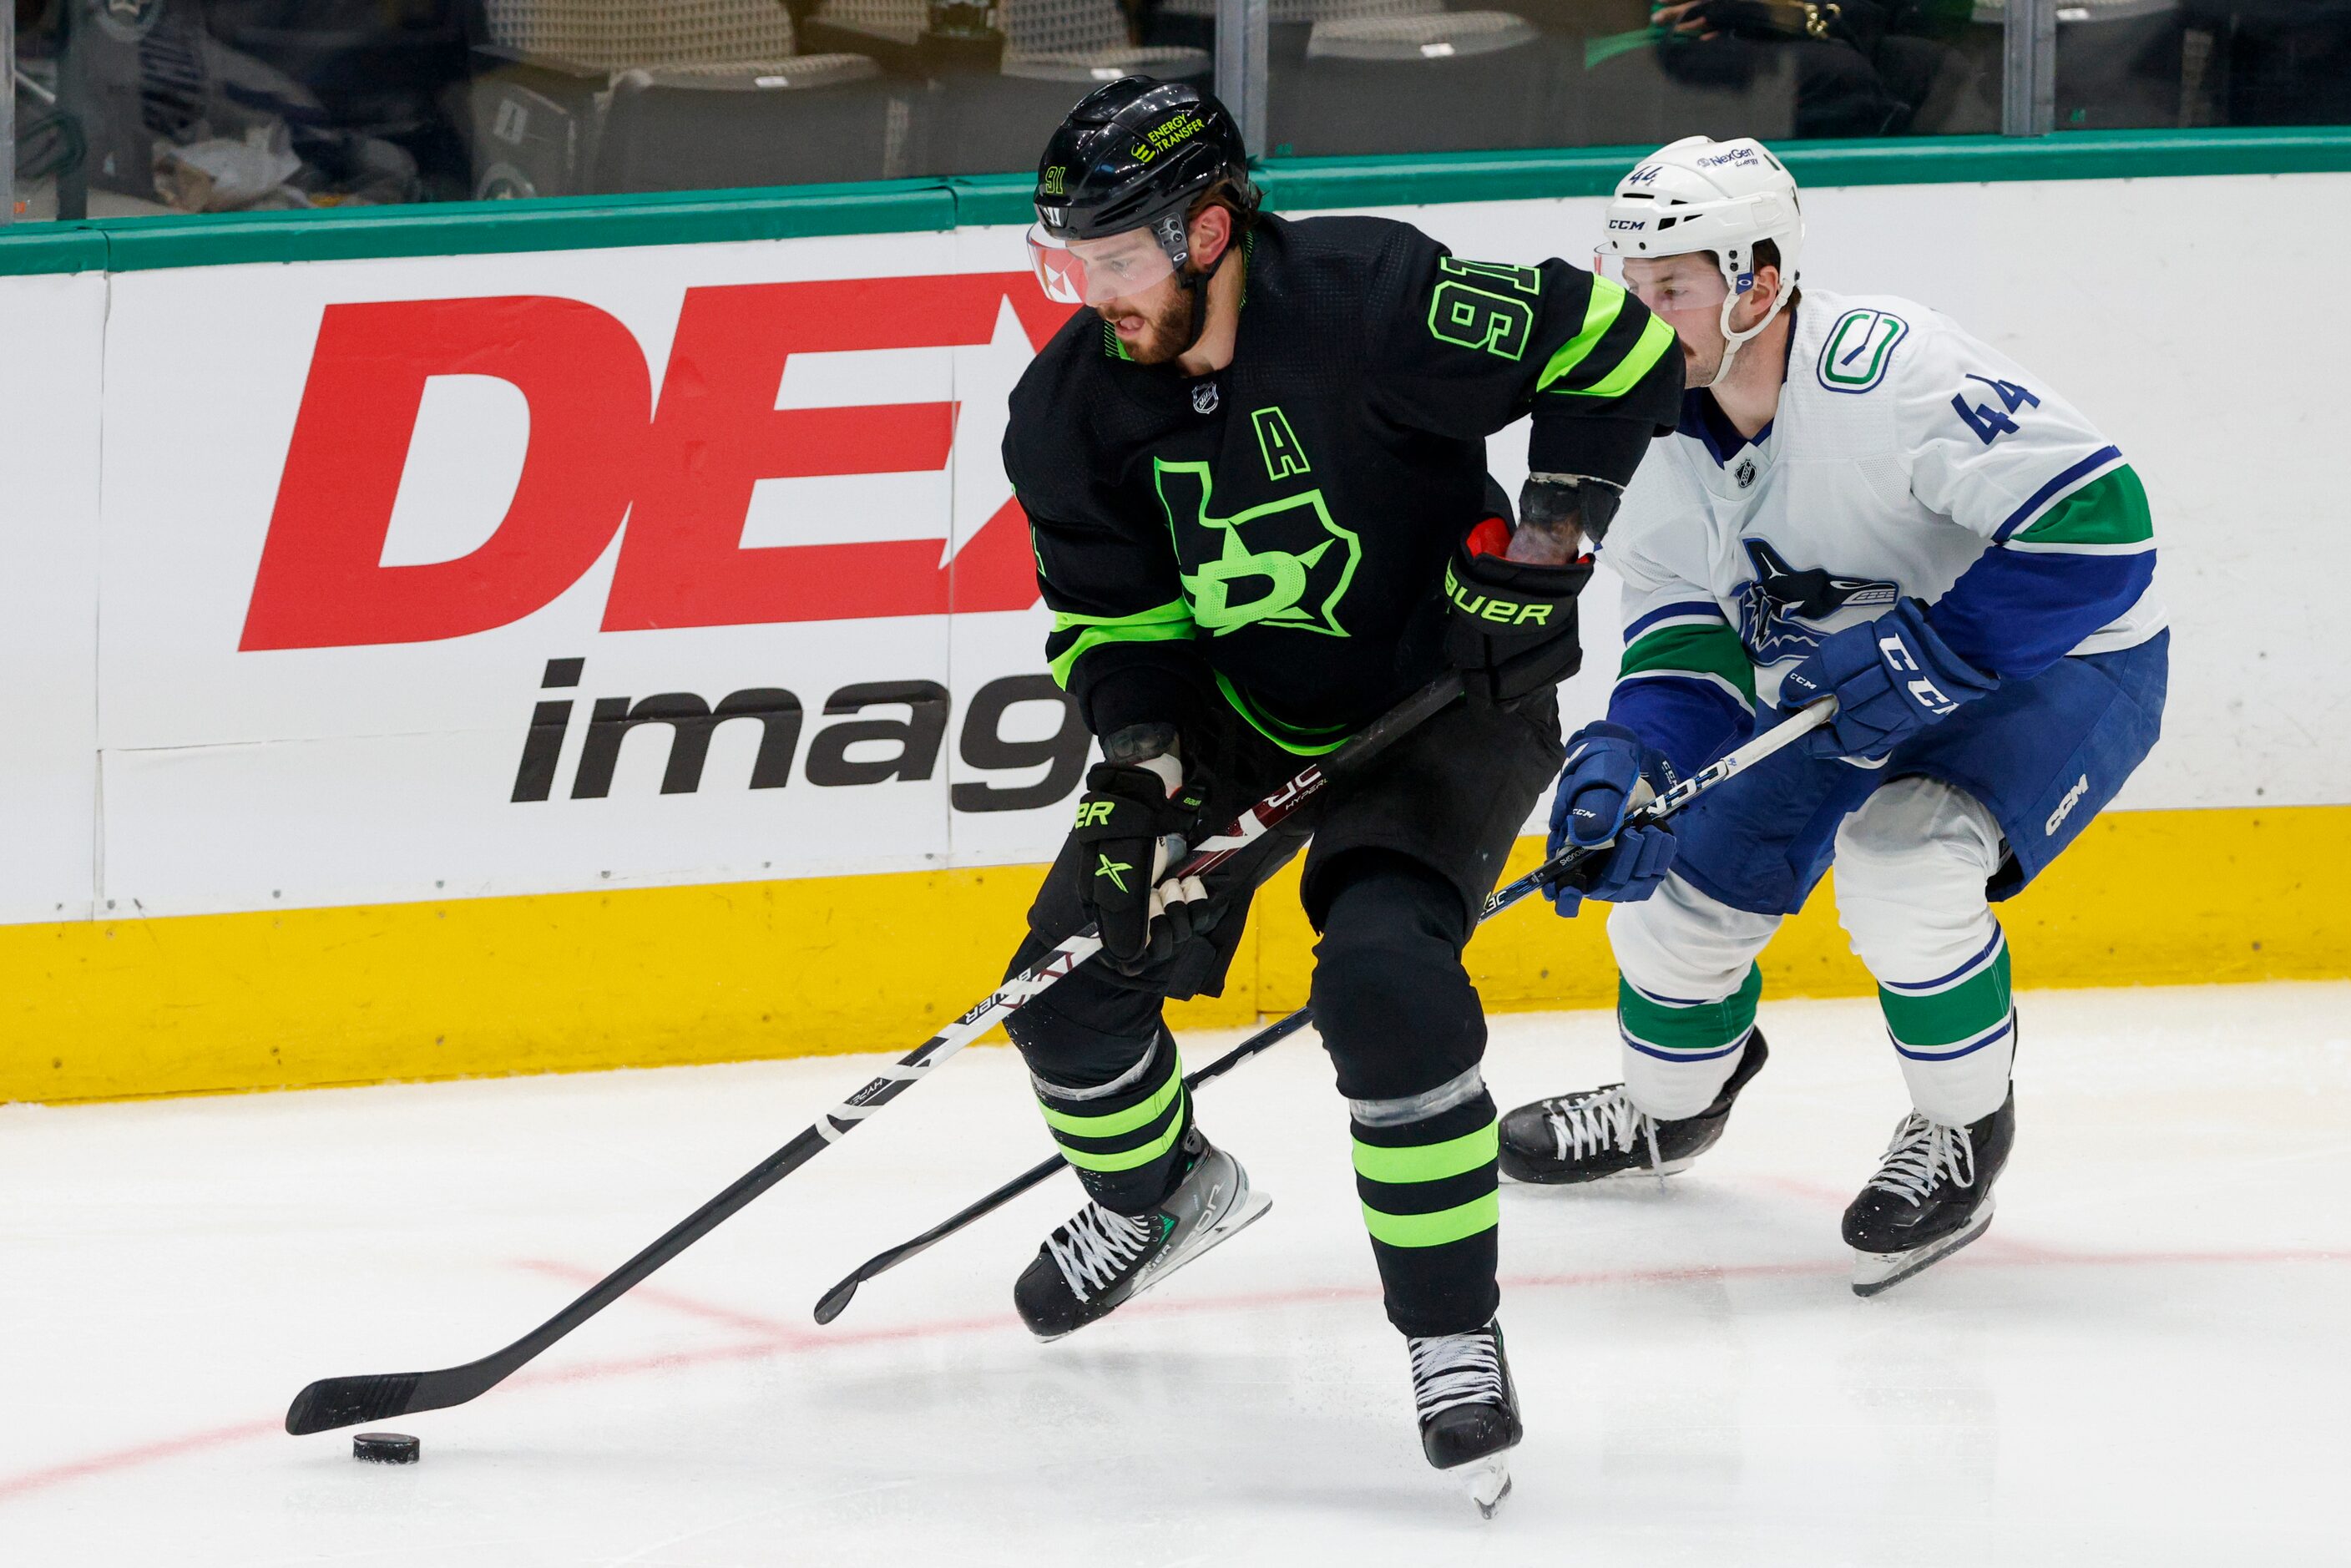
[285, 1372, 425, 1435]
[811, 1273, 862, 1325]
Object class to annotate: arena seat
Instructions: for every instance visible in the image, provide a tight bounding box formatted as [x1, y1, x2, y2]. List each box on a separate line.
[468, 0, 914, 198]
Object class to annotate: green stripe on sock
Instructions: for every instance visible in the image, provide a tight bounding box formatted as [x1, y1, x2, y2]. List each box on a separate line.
[1352, 1121, 1499, 1186]
[1361, 1191, 1500, 1249]
[1036, 1053, 1183, 1139]
[1618, 964, 1762, 1055]
[2010, 465, 2153, 549]
[1879, 947, 2012, 1049]
[1059, 1095, 1189, 1172]
[1620, 621, 1758, 703]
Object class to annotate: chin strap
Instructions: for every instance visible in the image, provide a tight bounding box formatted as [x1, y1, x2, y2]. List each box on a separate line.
[1701, 275, 1792, 389]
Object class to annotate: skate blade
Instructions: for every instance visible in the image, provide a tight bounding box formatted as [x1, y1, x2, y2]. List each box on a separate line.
[1499, 1156, 1696, 1188]
[1128, 1188, 1272, 1308]
[1850, 1199, 1995, 1298]
[1469, 1459, 1512, 1520]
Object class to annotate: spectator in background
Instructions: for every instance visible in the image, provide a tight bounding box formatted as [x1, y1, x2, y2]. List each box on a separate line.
[1651, 0, 1974, 136]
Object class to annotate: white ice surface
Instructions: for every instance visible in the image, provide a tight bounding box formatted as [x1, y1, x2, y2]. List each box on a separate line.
[4, 984, 2348, 1566]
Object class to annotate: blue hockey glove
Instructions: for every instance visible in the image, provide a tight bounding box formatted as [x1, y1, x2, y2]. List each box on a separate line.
[1543, 721, 1681, 918]
[1778, 599, 1997, 763]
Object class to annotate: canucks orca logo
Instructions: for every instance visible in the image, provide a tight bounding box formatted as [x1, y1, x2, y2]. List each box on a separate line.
[1736, 538, 1899, 665]
[1156, 460, 1360, 638]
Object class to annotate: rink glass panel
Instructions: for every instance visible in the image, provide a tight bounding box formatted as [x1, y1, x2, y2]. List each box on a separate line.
[6, 0, 2351, 220]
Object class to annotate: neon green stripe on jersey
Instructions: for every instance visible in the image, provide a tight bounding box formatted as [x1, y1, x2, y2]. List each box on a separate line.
[1535, 278, 1628, 392]
[1213, 670, 1355, 756]
[1046, 599, 1196, 688]
[1573, 314, 1678, 400]
[2009, 465, 2154, 550]
[1618, 621, 1758, 706]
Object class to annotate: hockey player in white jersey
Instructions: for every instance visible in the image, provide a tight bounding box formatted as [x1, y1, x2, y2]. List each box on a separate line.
[1497, 137, 2169, 1294]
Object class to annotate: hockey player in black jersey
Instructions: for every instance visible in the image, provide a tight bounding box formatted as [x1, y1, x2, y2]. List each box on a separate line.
[999, 77, 1681, 1502]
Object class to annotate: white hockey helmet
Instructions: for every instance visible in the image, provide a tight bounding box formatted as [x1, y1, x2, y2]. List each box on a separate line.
[1598, 136, 1803, 385]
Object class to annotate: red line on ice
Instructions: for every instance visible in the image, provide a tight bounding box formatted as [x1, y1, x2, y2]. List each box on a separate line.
[4, 1244, 2344, 1507]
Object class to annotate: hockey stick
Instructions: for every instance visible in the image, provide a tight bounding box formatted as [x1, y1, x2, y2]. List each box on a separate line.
[282, 673, 1464, 1438]
[811, 696, 1837, 1324]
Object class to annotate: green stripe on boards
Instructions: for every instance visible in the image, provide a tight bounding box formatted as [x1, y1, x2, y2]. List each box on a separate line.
[1352, 1121, 1499, 1186]
[1535, 278, 1627, 392]
[1879, 946, 2013, 1049]
[1363, 1192, 1501, 1248]
[1046, 599, 1196, 687]
[1619, 965, 1762, 1054]
[1574, 314, 1678, 400]
[1619, 622, 1758, 703]
[2011, 465, 2154, 549]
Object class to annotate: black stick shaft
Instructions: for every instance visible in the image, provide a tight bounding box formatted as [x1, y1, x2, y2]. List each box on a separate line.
[810, 698, 1837, 1322]
[286, 675, 1464, 1437]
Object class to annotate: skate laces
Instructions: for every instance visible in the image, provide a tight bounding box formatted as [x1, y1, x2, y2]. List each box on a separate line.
[1864, 1113, 1977, 1206]
[1045, 1204, 1156, 1302]
[1407, 1328, 1505, 1420]
[1542, 1085, 1651, 1164]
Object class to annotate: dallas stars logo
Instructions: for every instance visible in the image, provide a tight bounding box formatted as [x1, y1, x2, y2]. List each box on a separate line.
[1155, 459, 1359, 638]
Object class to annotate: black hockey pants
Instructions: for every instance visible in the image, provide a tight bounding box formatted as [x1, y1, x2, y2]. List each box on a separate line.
[1003, 694, 1560, 1338]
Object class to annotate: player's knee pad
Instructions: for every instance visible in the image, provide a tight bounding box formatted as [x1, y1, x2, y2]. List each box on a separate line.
[1310, 856, 1481, 1103]
[1833, 776, 2004, 983]
[1606, 872, 1780, 1005]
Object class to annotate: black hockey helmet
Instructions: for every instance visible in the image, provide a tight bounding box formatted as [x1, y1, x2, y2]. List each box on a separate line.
[1028, 78, 1256, 318]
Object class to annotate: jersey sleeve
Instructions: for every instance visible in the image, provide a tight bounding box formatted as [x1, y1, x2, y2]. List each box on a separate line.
[1600, 516, 1755, 779]
[1366, 228, 1682, 489]
[1003, 402, 1214, 742]
[1896, 321, 2156, 680]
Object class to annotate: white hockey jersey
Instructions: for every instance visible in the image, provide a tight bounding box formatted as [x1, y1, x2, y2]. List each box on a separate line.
[1602, 288, 2166, 764]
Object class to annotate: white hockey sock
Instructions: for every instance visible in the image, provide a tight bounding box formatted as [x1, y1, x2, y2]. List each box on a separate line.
[1835, 778, 2015, 1126]
[1609, 877, 1781, 1120]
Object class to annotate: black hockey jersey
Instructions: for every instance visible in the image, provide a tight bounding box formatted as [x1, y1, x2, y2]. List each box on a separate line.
[1004, 212, 1683, 753]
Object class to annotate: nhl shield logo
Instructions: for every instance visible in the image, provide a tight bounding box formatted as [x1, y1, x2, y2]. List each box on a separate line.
[1734, 457, 1758, 490]
[1191, 381, 1221, 416]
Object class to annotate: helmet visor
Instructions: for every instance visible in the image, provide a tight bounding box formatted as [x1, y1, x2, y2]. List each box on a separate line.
[1599, 253, 1733, 321]
[1028, 223, 1180, 308]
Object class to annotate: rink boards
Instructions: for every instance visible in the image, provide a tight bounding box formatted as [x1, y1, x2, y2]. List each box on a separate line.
[2, 159, 2346, 1101]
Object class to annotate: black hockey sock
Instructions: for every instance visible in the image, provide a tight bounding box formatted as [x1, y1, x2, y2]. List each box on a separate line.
[1352, 1081, 1501, 1338]
[1029, 1030, 1195, 1215]
[1309, 854, 1499, 1338]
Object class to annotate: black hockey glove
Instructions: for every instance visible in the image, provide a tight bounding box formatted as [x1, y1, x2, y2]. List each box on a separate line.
[1069, 724, 1214, 973]
[1443, 520, 1594, 706]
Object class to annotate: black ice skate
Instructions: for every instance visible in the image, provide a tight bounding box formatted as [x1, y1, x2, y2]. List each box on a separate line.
[1843, 1086, 2015, 1297]
[1013, 1134, 1269, 1341]
[1498, 1031, 1770, 1186]
[1408, 1319, 1522, 1519]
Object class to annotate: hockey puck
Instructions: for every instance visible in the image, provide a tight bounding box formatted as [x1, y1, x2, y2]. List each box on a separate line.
[352, 1432, 420, 1464]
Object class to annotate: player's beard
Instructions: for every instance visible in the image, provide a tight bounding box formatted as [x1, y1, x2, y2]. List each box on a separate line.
[1095, 281, 1195, 367]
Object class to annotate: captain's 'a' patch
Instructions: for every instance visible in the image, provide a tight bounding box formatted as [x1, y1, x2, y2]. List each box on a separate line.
[1818, 307, 1909, 394]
